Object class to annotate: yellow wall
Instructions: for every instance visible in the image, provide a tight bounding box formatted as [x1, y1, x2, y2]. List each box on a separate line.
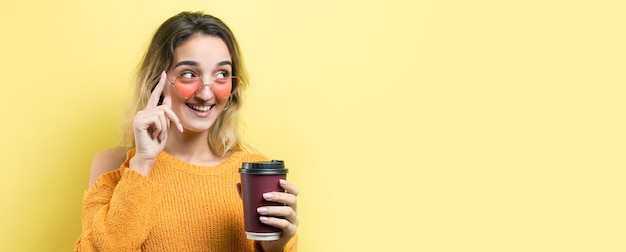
[1, 0, 625, 251]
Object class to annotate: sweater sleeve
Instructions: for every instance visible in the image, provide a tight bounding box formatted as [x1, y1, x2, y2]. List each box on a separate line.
[74, 160, 164, 251]
[284, 235, 298, 252]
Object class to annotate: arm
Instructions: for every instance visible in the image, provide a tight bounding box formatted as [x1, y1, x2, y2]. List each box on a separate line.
[74, 148, 164, 251]
[76, 72, 177, 251]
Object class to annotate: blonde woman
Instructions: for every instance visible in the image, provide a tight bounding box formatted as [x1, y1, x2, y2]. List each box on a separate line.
[75, 11, 298, 252]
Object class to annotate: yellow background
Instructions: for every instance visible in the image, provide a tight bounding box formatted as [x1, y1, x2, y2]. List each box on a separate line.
[1, 0, 624, 251]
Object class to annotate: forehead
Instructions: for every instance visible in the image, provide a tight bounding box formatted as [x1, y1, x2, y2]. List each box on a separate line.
[173, 34, 231, 67]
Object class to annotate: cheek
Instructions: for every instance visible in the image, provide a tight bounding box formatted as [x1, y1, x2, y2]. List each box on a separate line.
[213, 84, 232, 99]
[175, 84, 197, 99]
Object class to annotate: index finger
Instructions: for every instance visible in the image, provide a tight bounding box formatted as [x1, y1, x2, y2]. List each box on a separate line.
[147, 71, 167, 108]
[279, 179, 299, 196]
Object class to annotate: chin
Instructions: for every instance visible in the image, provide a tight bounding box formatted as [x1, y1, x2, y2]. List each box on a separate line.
[183, 123, 213, 133]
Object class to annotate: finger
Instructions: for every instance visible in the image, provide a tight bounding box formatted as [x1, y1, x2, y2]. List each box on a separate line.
[150, 113, 163, 139]
[147, 71, 168, 108]
[159, 96, 171, 137]
[263, 192, 297, 212]
[259, 216, 297, 236]
[257, 205, 297, 224]
[161, 105, 184, 132]
[279, 179, 300, 196]
[159, 111, 168, 141]
[138, 110, 163, 139]
[133, 111, 154, 131]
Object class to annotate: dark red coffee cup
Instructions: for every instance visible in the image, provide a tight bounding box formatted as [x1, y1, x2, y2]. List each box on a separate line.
[239, 160, 288, 241]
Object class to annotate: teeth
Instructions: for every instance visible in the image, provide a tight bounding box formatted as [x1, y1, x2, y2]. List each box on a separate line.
[189, 104, 212, 112]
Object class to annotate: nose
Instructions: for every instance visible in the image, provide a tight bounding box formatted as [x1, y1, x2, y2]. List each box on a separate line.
[194, 83, 215, 100]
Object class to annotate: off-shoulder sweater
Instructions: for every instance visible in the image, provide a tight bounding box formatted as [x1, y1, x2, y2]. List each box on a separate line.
[74, 149, 297, 251]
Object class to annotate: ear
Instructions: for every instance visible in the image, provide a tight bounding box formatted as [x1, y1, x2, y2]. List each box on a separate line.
[236, 183, 242, 200]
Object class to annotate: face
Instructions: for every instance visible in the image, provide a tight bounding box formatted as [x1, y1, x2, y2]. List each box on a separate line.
[166, 34, 233, 133]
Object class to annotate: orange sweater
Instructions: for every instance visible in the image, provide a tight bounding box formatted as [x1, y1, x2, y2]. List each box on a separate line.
[75, 149, 297, 251]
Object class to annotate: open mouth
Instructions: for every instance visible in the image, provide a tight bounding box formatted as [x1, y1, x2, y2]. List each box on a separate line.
[186, 104, 213, 112]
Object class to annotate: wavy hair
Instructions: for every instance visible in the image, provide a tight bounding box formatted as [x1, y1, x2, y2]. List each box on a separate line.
[120, 11, 251, 157]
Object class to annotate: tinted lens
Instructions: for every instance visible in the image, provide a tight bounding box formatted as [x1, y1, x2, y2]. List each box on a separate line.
[177, 76, 198, 85]
[173, 76, 234, 99]
[212, 78, 233, 98]
[174, 77, 201, 99]
[214, 77, 230, 85]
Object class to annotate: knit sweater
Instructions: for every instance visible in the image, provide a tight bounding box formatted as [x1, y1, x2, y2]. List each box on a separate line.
[74, 149, 297, 251]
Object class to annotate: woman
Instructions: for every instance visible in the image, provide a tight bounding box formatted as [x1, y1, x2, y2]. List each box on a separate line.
[75, 11, 298, 252]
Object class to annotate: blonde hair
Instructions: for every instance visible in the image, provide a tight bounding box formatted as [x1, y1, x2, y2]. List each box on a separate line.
[119, 11, 251, 157]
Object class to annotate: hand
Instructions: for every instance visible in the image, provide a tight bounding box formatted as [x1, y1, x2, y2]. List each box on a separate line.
[129, 71, 183, 176]
[257, 179, 299, 252]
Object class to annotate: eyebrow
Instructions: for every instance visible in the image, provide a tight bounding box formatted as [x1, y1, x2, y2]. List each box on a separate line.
[174, 60, 198, 68]
[174, 60, 232, 68]
[217, 60, 232, 67]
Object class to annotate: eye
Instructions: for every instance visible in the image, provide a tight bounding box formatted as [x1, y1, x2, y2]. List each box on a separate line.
[180, 71, 197, 79]
[215, 71, 231, 80]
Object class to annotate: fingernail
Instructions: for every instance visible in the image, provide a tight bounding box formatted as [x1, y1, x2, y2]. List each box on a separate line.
[260, 216, 269, 221]
[177, 123, 184, 132]
[257, 207, 268, 214]
[279, 179, 287, 185]
[263, 193, 274, 200]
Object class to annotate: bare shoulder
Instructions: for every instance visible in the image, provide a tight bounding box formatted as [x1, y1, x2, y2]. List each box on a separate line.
[88, 147, 131, 188]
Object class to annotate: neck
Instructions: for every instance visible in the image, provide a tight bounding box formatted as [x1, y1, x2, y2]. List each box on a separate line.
[164, 127, 224, 166]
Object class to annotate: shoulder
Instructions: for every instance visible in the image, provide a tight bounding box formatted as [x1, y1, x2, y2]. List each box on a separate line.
[88, 147, 132, 188]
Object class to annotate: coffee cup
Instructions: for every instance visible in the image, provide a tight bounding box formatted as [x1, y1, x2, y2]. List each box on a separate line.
[239, 160, 288, 241]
